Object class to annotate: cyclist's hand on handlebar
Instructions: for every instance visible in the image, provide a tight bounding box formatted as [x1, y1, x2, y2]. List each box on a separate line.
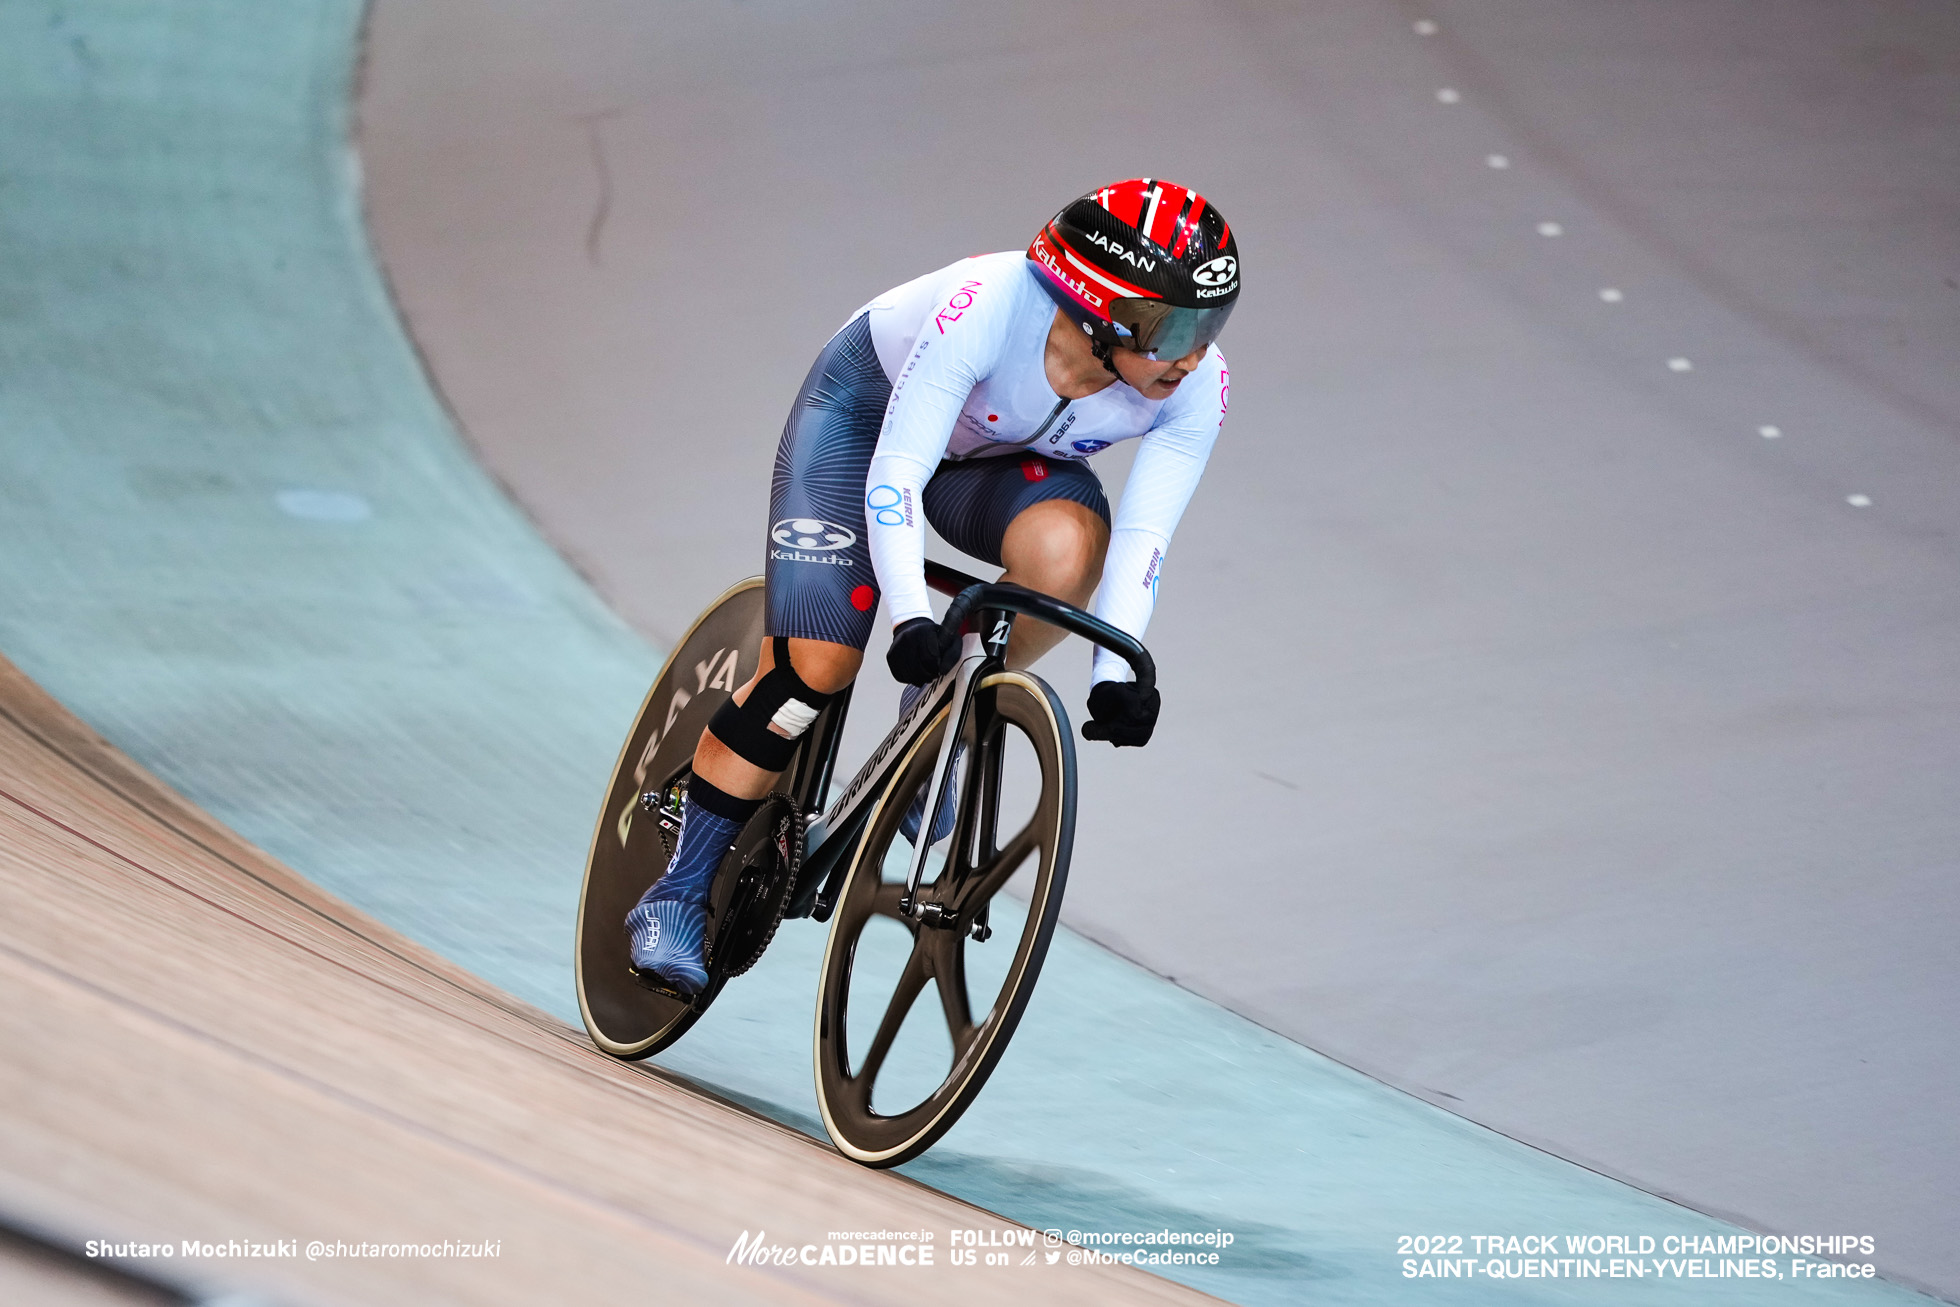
[1082, 679, 1160, 747]
[887, 616, 961, 686]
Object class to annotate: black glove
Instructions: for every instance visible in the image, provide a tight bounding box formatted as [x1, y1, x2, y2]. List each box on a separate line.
[887, 616, 961, 686]
[1081, 679, 1160, 747]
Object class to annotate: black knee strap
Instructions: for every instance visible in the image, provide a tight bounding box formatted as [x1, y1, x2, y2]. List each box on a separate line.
[708, 638, 834, 774]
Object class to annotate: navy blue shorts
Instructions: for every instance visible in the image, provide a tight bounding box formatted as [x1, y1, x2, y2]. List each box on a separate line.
[766, 314, 1109, 649]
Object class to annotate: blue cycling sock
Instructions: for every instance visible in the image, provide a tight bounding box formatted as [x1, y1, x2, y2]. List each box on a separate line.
[642, 776, 761, 908]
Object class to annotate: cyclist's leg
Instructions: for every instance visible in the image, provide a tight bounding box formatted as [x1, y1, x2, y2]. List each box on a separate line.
[997, 499, 1109, 668]
[921, 453, 1111, 668]
[690, 637, 861, 800]
[631, 314, 887, 989]
[899, 455, 1106, 842]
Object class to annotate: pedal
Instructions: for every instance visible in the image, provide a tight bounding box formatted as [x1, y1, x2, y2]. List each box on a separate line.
[628, 964, 706, 1005]
[639, 781, 688, 845]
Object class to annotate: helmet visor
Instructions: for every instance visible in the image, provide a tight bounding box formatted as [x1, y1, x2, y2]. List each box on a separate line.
[1108, 298, 1235, 360]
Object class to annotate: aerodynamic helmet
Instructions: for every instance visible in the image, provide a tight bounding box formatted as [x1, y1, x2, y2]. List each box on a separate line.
[1027, 178, 1239, 360]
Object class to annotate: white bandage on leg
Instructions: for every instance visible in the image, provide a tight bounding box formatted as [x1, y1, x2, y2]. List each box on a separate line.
[770, 697, 822, 737]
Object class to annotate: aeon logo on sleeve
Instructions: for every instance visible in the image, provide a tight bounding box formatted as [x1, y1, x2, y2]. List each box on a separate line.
[1191, 254, 1237, 287]
[935, 280, 984, 334]
[770, 518, 857, 566]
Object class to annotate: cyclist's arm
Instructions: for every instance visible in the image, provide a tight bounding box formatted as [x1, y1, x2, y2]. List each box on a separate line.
[863, 276, 1016, 626]
[1091, 351, 1229, 684]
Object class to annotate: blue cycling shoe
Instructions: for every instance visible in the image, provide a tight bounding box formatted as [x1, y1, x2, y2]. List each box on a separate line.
[899, 683, 961, 846]
[623, 781, 757, 995]
[626, 896, 710, 995]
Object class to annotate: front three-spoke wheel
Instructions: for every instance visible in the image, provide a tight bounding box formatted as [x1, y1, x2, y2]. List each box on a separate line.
[814, 670, 1075, 1167]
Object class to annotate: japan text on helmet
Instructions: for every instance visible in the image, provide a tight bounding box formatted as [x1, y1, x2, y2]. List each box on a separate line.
[1027, 178, 1239, 360]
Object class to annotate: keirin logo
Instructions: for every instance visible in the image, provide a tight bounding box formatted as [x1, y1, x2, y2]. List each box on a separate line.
[1192, 254, 1237, 287]
[771, 519, 857, 551]
[866, 485, 912, 528]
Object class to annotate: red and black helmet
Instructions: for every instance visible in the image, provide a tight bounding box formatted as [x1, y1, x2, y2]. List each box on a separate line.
[1028, 178, 1239, 360]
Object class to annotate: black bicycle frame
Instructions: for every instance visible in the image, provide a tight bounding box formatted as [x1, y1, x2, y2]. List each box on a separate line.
[783, 560, 1154, 922]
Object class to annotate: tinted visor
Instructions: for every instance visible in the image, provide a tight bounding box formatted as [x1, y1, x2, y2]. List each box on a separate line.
[1108, 298, 1235, 359]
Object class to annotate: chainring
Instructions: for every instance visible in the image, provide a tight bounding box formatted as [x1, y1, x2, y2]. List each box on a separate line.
[706, 794, 803, 978]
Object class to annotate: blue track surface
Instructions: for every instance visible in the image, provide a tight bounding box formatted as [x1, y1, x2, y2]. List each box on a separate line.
[0, 4, 1933, 1303]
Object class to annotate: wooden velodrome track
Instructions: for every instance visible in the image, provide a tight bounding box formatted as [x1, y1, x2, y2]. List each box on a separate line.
[0, 654, 1212, 1306]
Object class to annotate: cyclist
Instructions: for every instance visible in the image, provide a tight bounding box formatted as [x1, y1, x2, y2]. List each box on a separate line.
[630, 179, 1238, 992]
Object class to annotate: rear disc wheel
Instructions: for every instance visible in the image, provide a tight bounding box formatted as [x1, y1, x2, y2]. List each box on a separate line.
[574, 579, 763, 1059]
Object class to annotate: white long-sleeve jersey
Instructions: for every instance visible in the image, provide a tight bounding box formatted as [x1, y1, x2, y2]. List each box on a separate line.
[857, 252, 1229, 685]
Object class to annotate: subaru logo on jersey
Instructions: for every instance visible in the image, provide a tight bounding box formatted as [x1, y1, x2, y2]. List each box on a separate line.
[1071, 438, 1112, 455]
[1192, 254, 1237, 287]
[771, 518, 857, 551]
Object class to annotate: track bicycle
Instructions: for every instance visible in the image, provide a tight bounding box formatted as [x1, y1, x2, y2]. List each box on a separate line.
[574, 559, 1154, 1166]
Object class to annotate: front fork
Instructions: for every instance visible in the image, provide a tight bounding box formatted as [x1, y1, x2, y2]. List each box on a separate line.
[898, 609, 1014, 921]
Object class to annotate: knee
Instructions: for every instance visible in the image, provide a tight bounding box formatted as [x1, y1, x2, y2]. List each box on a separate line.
[1004, 502, 1108, 591]
[780, 638, 861, 695]
[710, 637, 856, 774]
[1050, 507, 1106, 561]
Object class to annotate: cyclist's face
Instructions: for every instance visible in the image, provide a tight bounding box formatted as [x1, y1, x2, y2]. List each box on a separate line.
[1111, 343, 1209, 400]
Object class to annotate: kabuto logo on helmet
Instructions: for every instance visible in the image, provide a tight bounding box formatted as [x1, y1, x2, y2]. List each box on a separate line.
[1192, 255, 1238, 287]
[1031, 233, 1105, 310]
